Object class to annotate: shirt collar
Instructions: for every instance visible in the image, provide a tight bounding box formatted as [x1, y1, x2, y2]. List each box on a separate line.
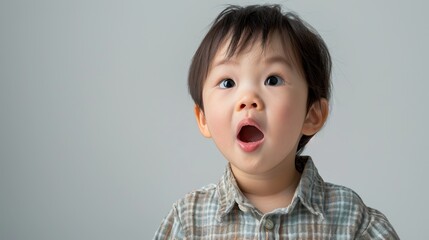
[215, 164, 244, 221]
[293, 156, 325, 221]
[215, 156, 325, 222]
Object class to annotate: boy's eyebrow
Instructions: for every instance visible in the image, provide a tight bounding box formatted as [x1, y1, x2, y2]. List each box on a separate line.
[212, 55, 293, 68]
[264, 55, 293, 68]
[212, 58, 239, 68]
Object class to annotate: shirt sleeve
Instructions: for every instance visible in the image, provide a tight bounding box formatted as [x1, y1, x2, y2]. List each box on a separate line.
[357, 207, 399, 240]
[153, 204, 186, 240]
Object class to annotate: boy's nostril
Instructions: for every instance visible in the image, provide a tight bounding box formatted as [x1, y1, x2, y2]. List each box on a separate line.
[240, 103, 258, 109]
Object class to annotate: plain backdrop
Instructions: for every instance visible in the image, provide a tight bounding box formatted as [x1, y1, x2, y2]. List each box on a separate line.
[1, 0, 428, 239]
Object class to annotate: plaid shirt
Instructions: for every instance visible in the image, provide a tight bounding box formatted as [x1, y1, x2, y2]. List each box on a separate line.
[154, 156, 399, 239]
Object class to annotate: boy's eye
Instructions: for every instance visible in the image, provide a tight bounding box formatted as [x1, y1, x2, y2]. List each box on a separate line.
[264, 75, 285, 86]
[219, 78, 236, 89]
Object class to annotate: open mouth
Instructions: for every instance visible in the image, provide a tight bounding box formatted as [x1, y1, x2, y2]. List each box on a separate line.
[237, 125, 264, 143]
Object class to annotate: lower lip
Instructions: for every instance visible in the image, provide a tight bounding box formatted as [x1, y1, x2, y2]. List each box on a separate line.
[237, 139, 264, 152]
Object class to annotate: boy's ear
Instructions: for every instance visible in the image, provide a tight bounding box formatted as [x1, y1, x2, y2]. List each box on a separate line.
[302, 99, 329, 136]
[194, 105, 211, 138]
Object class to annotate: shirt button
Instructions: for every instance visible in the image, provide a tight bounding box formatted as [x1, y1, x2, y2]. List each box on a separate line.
[264, 218, 274, 230]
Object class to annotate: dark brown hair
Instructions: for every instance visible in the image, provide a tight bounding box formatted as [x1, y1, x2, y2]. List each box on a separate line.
[188, 4, 331, 154]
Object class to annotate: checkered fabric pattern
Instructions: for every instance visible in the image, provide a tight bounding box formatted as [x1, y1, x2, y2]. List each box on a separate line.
[154, 157, 399, 239]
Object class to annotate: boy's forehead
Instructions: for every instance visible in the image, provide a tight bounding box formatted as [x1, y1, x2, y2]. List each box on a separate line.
[211, 33, 294, 68]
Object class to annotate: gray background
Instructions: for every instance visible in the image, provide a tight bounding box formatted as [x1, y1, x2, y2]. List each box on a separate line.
[0, 0, 427, 239]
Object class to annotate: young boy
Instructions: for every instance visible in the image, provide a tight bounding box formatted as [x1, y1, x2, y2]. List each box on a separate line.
[154, 4, 398, 239]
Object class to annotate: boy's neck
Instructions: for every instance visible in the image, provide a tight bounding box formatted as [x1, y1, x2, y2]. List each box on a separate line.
[230, 159, 301, 213]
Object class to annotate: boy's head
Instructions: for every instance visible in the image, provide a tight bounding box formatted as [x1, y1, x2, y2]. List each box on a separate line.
[188, 4, 331, 158]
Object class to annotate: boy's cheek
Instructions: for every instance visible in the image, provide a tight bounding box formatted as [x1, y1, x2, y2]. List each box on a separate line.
[205, 108, 234, 141]
[206, 111, 228, 134]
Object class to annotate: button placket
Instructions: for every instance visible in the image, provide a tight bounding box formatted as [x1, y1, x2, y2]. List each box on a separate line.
[264, 218, 274, 230]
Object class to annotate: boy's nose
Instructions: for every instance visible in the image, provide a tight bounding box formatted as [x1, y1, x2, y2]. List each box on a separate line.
[236, 94, 264, 111]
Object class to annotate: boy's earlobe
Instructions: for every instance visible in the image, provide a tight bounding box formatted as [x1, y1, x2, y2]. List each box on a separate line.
[194, 105, 212, 138]
[302, 99, 329, 136]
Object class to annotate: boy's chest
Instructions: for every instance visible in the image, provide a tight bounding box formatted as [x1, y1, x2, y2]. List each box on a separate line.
[182, 210, 357, 239]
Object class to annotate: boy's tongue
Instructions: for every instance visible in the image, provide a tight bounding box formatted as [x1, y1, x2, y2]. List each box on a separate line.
[238, 125, 264, 142]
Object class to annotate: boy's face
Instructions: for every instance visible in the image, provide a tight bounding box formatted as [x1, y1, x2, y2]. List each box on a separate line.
[195, 34, 321, 176]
